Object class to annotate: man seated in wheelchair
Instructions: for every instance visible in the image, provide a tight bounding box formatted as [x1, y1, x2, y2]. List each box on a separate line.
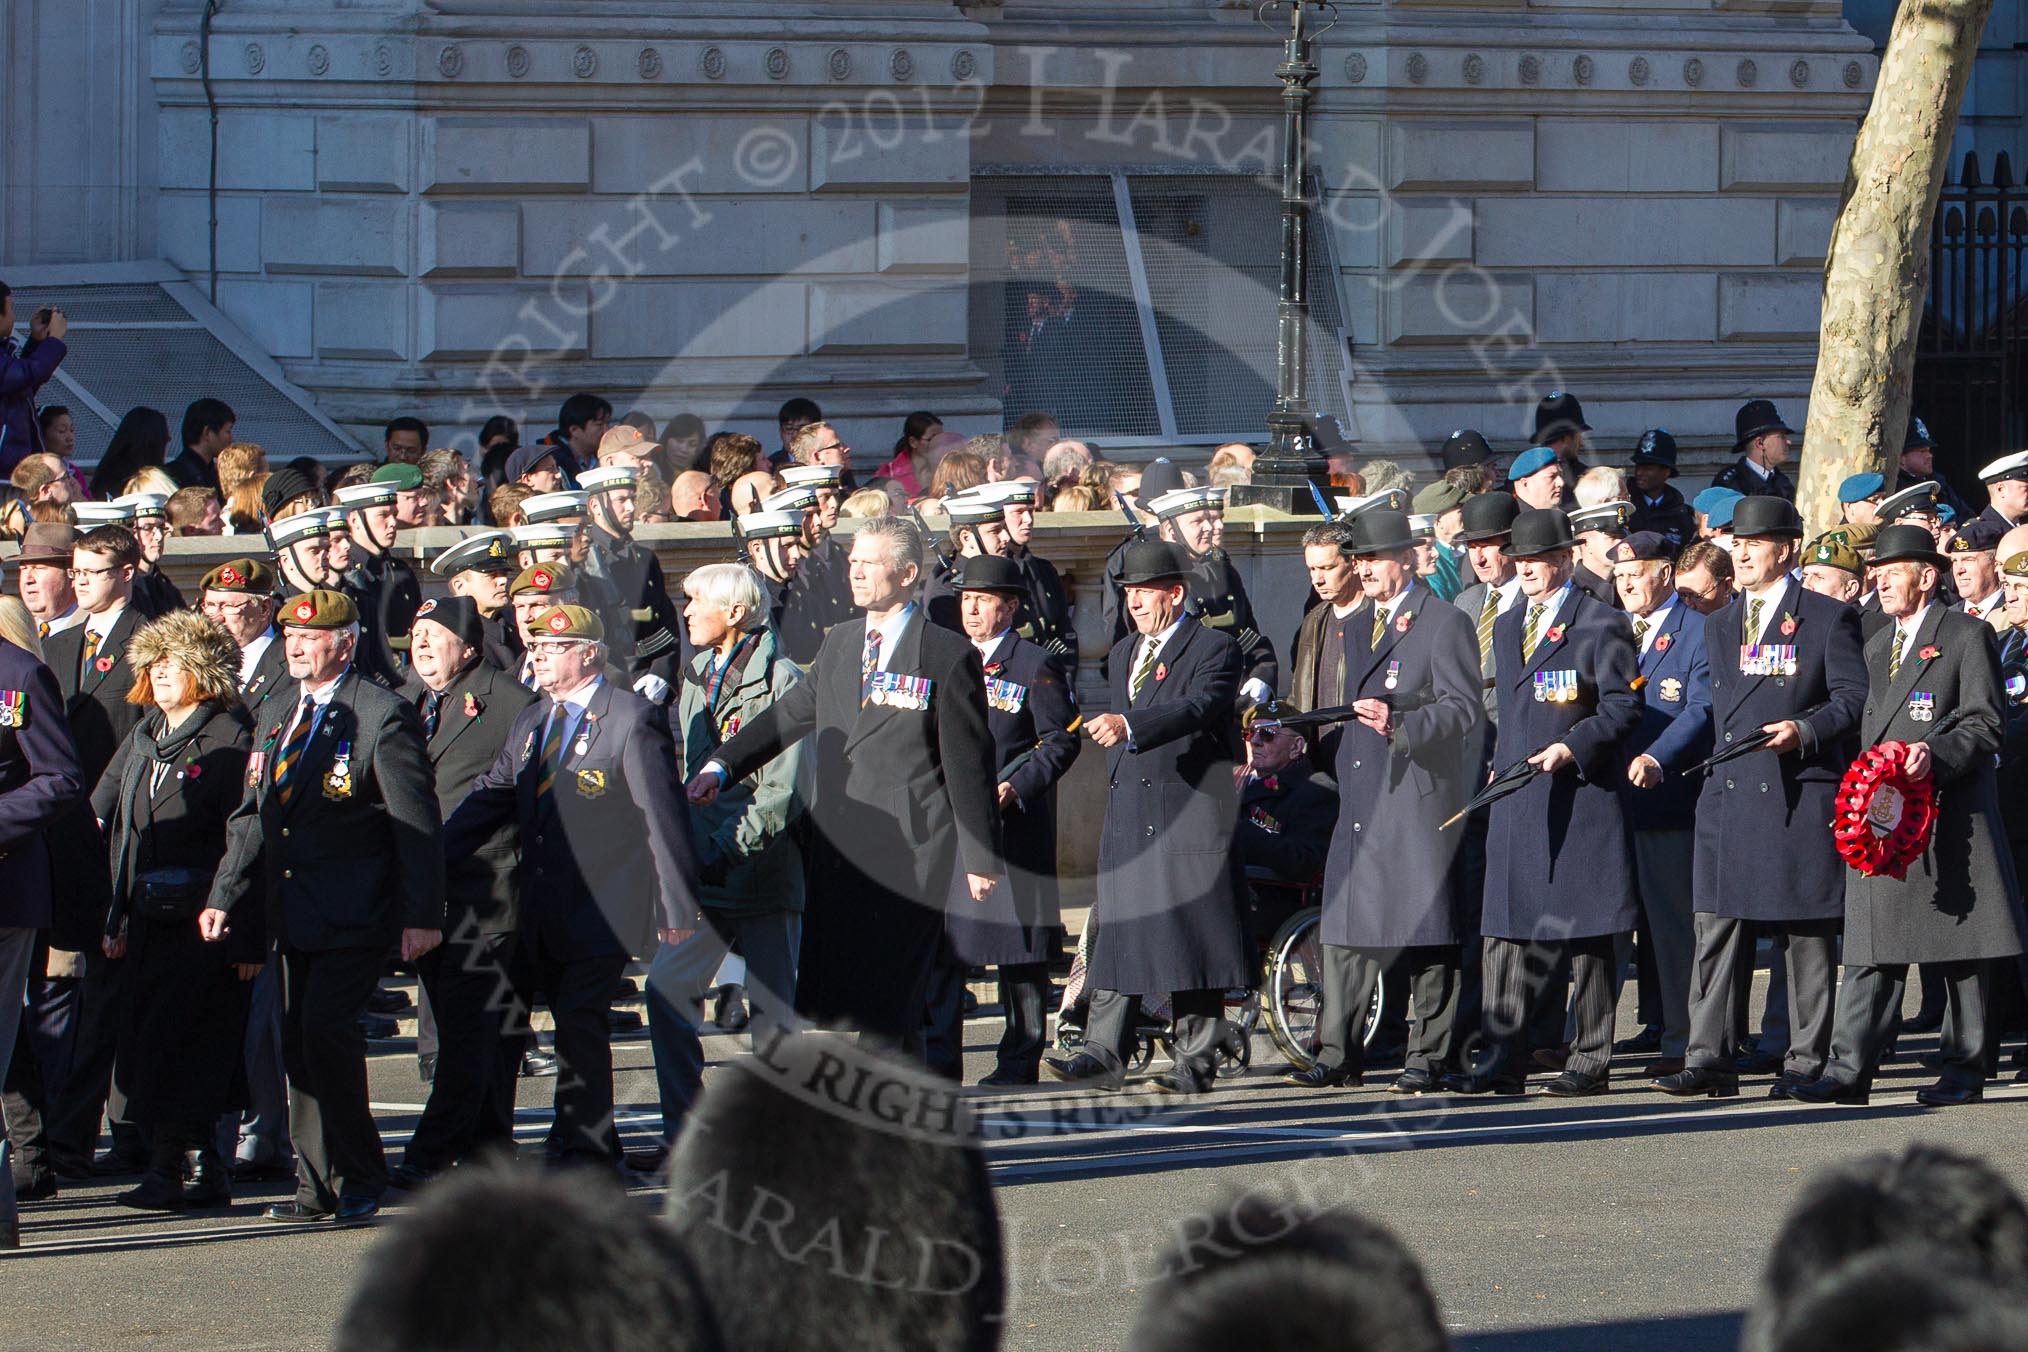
[1236, 699, 1340, 946]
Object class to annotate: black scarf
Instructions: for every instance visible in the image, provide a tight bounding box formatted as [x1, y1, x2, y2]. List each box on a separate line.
[141, 702, 221, 768]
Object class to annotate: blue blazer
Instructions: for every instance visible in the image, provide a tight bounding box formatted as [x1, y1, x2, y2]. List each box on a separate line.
[1619, 603, 1713, 831]
[0, 640, 85, 928]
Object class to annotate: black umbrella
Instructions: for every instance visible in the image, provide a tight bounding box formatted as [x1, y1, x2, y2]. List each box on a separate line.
[1439, 753, 1546, 831]
[1254, 703, 1360, 731]
[1676, 702, 1826, 778]
[998, 714, 1083, 782]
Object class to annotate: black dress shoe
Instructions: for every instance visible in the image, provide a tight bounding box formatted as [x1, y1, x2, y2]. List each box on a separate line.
[1767, 1073, 1805, 1100]
[1653, 1067, 1738, 1098]
[521, 1050, 560, 1078]
[1541, 1070, 1609, 1097]
[1903, 1010, 1945, 1035]
[116, 1176, 187, 1211]
[1444, 1071, 1524, 1096]
[366, 987, 413, 1015]
[1734, 1046, 1786, 1074]
[1147, 1070, 1211, 1096]
[1531, 1045, 1570, 1072]
[417, 1053, 436, 1084]
[91, 1148, 148, 1177]
[978, 1067, 1039, 1088]
[1916, 1081, 1984, 1107]
[49, 1156, 93, 1183]
[1391, 1067, 1440, 1094]
[1285, 1062, 1359, 1089]
[1787, 1076, 1870, 1106]
[358, 1012, 399, 1040]
[1614, 1026, 1663, 1056]
[1042, 1052, 1124, 1092]
[388, 1163, 439, 1191]
[334, 1195, 381, 1224]
[232, 1156, 296, 1182]
[263, 1201, 335, 1224]
[623, 1146, 670, 1174]
[712, 984, 751, 1034]
[13, 1173, 57, 1203]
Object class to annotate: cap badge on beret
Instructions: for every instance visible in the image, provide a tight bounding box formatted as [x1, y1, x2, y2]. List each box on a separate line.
[220, 566, 243, 588]
[292, 600, 316, 623]
[547, 611, 570, 634]
[417, 599, 440, 618]
[532, 567, 553, 590]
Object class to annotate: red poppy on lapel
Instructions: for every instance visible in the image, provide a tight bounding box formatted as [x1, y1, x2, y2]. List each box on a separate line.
[1780, 614, 1797, 637]
[1654, 633, 1672, 654]
[983, 662, 1004, 678]
[463, 691, 480, 718]
[1395, 611, 1414, 634]
[94, 657, 113, 673]
[183, 760, 202, 780]
[1154, 663, 1168, 683]
[1545, 624, 1565, 644]
[1919, 645, 1940, 661]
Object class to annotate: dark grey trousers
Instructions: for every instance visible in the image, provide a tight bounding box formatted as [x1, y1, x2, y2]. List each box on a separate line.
[1085, 987, 1226, 1090]
[1477, 935, 1619, 1080]
[1316, 944, 1459, 1075]
[1631, 830, 1696, 1057]
[1825, 960, 1989, 1091]
[1684, 914, 1837, 1077]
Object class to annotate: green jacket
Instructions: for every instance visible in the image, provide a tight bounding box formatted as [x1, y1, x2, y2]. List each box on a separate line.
[679, 628, 807, 914]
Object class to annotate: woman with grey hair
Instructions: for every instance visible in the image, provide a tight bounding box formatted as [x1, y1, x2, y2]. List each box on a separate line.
[642, 562, 808, 1158]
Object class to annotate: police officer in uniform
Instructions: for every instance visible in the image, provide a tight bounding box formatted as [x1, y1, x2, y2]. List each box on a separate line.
[1533, 391, 1591, 510]
[1657, 496, 1865, 1099]
[332, 469, 423, 689]
[1048, 541, 1249, 1095]
[1710, 400, 1798, 502]
[1454, 508, 1642, 1097]
[1292, 508, 1481, 1093]
[430, 530, 522, 673]
[1626, 430, 1697, 547]
[580, 463, 685, 687]
[204, 589, 444, 1224]
[1793, 525, 2027, 1107]
[1101, 486, 1276, 704]
[924, 556, 1079, 1086]
[1896, 415, 1972, 523]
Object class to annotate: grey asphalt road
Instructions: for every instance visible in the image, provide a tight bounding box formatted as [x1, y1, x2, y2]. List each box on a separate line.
[4, 990, 2022, 1352]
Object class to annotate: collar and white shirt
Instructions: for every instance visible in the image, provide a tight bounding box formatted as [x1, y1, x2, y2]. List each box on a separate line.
[1741, 577, 1789, 642]
[1964, 591, 2006, 622]
[38, 604, 82, 639]
[1369, 587, 1412, 636]
[1629, 600, 1676, 655]
[82, 601, 128, 645]
[1519, 582, 1574, 653]
[239, 627, 277, 687]
[1892, 603, 1932, 656]
[862, 603, 918, 675]
[1490, 576, 1525, 615]
[540, 675, 605, 751]
[1743, 457, 1773, 483]
[972, 629, 1014, 665]
[282, 667, 350, 746]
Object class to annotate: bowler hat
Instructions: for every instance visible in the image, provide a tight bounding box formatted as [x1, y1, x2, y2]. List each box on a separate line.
[1344, 509, 1415, 556]
[1117, 540, 1187, 586]
[1453, 491, 1520, 544]
[1534, 391, 1590, 440]
[1501, 508, 1578, 558]
[1440, 428, 1494, 471]
[14, 522, 77, 566]
[1629, 429, 1679, 474]
[1733, 399, 1793, 450]
[1871, 523, 1949, 570]
[953, 555, 1026, 594]
[1730, 496, 1804, 540]
[412, 596, 486, 650]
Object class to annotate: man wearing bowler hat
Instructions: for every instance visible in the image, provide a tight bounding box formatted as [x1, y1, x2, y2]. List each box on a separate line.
[1533, 392, 1590, 510]
[1626, 430, 1696, 546]
[1792, 524, 2026, 1107]
[1711, 400, 1798, 502]
[1290, 508, 1481, 1092]
[1452, 492, 1524, 726]
[1048, 540, 1249, 1094]
[1452, 508, 1641, 1096]
[1656, 496, 1865, 1099]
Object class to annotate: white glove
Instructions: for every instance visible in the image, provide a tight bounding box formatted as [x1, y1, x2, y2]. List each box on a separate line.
[633, 673, 672, 704]
[1239, 677, 1274, 709]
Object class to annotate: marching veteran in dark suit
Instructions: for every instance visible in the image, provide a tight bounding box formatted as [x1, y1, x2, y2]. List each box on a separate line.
[690, 518, 1003, 1055]
[925, 555, 1080, 1086]
[94, 611, 258, 1212]
[1291, 509, 1481, 1094]
[1046, 541, 1248, 1095]
[445, 604, 697, 1164]
[0, 633, 85, 1236]
[1658, 496, 1866, 1100]
[202, 589, 444, 1225]
[1793, 525, 2028, 1108]
[1606, 534, 1712, 1078]
[391, 597, 536, 1187]
[1455, 508, 1642, 1097]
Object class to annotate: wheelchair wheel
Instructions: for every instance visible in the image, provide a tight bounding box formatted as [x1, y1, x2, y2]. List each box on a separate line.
[1127, 1031, 1156, 1074]
[1263, 909, 1388, 1070]
[1214, 996, 1254, 1079]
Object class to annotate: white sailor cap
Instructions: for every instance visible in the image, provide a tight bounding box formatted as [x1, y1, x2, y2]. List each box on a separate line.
[779, 464, 844, 489]
[1877, 480, 1942, 522]
[509, 522, 578, 550]
[333, 480, 399, 511]
[267, 508, 340, 549]
[941, 494, 1006, 526]
[1336, 487, 1409, 520]
[577, 464, 638, 494]
[968, 479, 1040, 509]
[737, 509, 805, 541]
[71, 502, 136, 527]
[1408, 513, 1438, 539]
[1569, 501, 1633, 536]
[1978, 450, 2028, 485]
[1145, 486, 1225, 521]
[764, 484, 820, 514]
[430, 530, 518, 578]
[520, 491, 590, 524]
[110, 492, 169, 521]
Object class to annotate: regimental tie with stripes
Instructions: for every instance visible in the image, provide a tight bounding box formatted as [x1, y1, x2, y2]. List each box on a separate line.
[534, 704, 568, 812]
[271, 695, 317, 807]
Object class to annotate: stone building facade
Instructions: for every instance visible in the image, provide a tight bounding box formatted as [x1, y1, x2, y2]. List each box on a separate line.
[1, 0, 1908, 473]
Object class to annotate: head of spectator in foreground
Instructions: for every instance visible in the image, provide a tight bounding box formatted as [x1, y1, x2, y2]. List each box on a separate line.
[1126, 1192, 1449, 1352]
[664, 1032, 1003, 1352]
[335, 1163, 724, 1352]
[1740, 1143, 2028, 1352]
[1762, 1248, 2028, 1352]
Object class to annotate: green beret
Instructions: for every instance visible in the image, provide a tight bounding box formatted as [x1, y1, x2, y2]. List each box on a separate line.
[371, 462, 425, 492]
[200, 558, 276, 596]
[1805, 534, 1863, 577]
[280, 589, 359, 629]
[511, 561, 577, 597]
[1412, 480, 1472, 515]
[532, 604, 604, 642]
